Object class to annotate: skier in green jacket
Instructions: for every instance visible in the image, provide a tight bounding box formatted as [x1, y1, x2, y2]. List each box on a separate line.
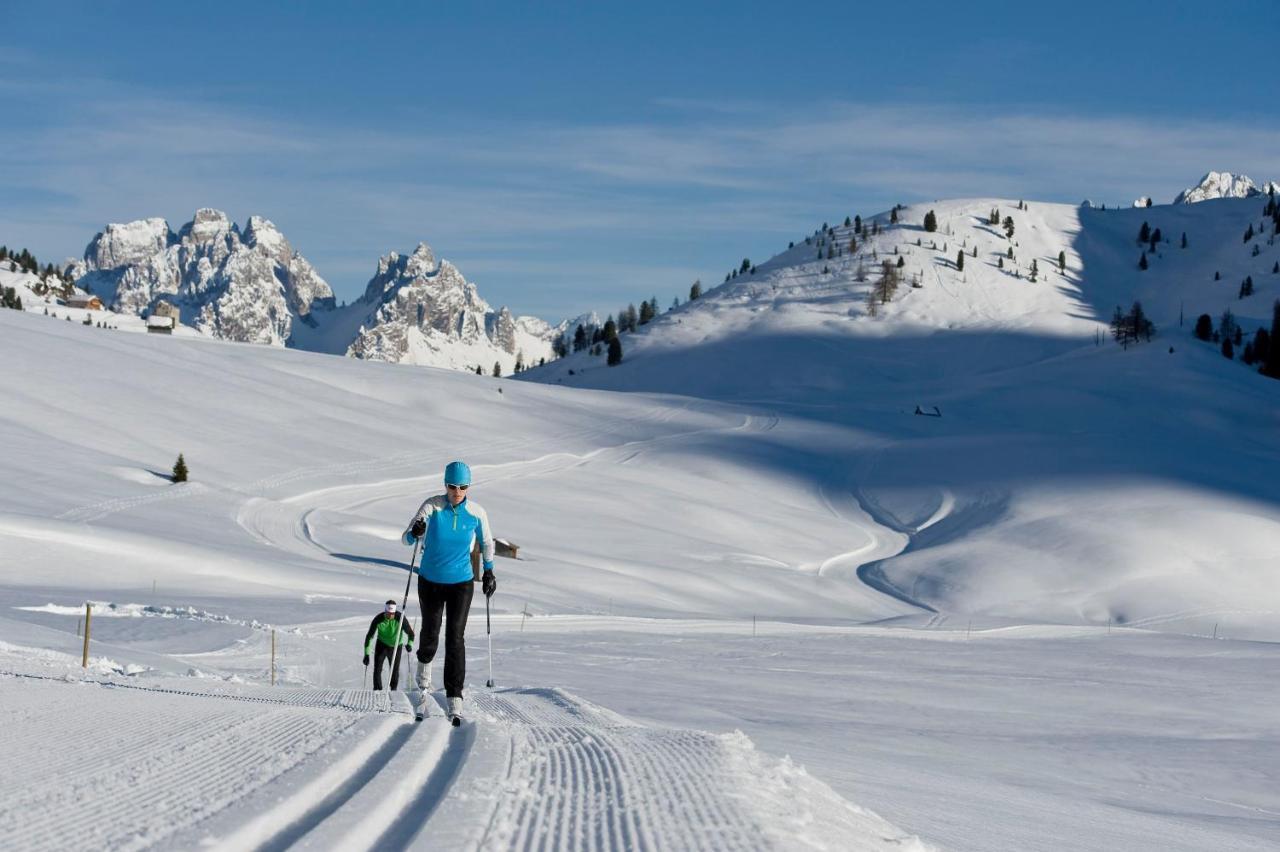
[363, 600, 415, 690]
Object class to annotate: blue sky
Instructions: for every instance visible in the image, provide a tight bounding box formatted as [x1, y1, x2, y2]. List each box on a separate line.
[2, 2, 1278, 320]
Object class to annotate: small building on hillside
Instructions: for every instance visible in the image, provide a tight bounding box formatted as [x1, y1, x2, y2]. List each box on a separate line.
[67, 294, 103, 311]
[146, 315, 175, 335]
[152, 301, 180, 322]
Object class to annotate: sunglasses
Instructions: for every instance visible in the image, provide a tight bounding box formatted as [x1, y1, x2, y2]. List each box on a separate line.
[446, 483, 469, 491]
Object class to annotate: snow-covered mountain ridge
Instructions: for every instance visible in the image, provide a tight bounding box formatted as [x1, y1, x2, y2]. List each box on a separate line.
[1174, 170, 1280, 204]
[524, 193, 1280, 629]
[68, 210, 556, 372]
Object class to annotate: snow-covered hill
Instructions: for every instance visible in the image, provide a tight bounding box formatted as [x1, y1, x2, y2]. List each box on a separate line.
[525, 194, 1280, 633]
[5, 178, 1280, 849]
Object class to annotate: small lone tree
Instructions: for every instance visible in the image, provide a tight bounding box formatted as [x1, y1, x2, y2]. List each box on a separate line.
[1222, 337, 1234, 359]
[689, 280, 702, 301]
[1003, 216, 1015, 239]
[1138, 252, 1148, 271]
[956, 250, 965, 271]
[1058, 250, 1066, 272]
[172, 454, 188, 483]
[492, 361, 501, 377]
[1138, 221, 1151, 244]
[607, 336, 623, 366]
[923, 210, 938, 232]
[1181, 232, 1187, 249]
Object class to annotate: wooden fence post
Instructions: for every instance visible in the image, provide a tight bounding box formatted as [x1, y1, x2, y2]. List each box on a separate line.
[81, 603, 92, 668]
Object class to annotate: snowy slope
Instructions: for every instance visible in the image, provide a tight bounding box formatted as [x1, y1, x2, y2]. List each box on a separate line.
[2, 192, 1279, 850]
[525, 196, 1280, 633]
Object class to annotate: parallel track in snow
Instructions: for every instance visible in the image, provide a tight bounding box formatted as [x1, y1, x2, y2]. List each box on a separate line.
[469, 688, 767, 852]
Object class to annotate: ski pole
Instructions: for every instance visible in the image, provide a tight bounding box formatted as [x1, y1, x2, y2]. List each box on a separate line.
[389, 536, 422, 692]
[363, 660, 368, 690]
[485, 592, 494, 688]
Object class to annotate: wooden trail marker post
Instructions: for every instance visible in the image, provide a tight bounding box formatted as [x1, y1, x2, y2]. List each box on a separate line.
[81, 603, 92, 668]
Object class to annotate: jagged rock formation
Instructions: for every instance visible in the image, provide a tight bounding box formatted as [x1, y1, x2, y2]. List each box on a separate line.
[343, 243, 555, 372]
[72, 209, 334, 346]
[1174, 171, 1280, 204]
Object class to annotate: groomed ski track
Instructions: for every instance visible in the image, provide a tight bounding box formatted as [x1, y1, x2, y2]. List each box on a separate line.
[0, 668, 925, 851]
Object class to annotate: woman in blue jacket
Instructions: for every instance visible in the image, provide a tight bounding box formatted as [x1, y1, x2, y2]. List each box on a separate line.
[404, 460, 496, 721]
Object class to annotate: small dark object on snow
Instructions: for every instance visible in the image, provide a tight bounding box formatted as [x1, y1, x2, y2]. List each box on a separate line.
[172, 453, 188, 483]
[914, 405, 942, 417]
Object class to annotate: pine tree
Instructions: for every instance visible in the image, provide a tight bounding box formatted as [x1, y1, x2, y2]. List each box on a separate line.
[1253, 327, 1271, 365]
[639, 299, 655, 325]
[573, 324, 587, 352]
[1222, 337, 1234, 359]
[848, 236, 857, 253]
[1007, 246, 1014, 259]
[1262, 300, 1280, 378]
[1243, 224, 1255, 243]
[896, 255, 905, 268]
[854, 215, 862, 235]
[172, 454, 188, 483]
[1003, 216, 1015, 239]
[1241, 276, 1255, 298]
[956, 250, 964, 271]
[603, 317, 618, 340]
[1149, 229, 1162, 251]
[890, 207, 898, 224]
[515, 352, 525, 372]
[1219, 308, 1237, 342]
[689, 280, 702, 301]
[1138, 252, 1148, 271]
[1181, 232, 1187, 249]
[923, 210, 937, 232]
[607, 336, 622, 366]
[492, 362, 501, 377]
[1214, 270, 1221, 281]
[998, 257, 1004, 269]
[1058, 250, 1066, 272]
[1194, 314, 1213, 341]
[1138, 222, 1150, 244]
[844, 216, 851, 227]
[1110, 306, 1131, 348]
[475, 364, 483, 375]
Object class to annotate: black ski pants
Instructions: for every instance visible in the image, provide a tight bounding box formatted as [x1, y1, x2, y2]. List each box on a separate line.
[372, 641, 404, 691]
[416, 577, 473, 698]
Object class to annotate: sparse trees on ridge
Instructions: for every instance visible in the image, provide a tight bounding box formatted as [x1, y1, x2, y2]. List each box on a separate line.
[1111, 302, 1154, 348]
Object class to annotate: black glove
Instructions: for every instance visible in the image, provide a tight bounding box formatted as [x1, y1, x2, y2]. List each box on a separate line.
[482, 571, 497, 598]
[410, 517, 426, 539]
[362, 654, 370, 666]
[406, 645, 413, 654]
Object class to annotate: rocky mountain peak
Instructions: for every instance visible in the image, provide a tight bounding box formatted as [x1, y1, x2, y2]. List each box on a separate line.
[1173, 171, 1268, 204]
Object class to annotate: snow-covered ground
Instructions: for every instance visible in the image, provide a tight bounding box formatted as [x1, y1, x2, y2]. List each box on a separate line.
[2, 194, 1279, 850]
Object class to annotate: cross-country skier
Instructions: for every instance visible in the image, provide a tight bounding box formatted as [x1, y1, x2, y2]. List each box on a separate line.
[363, 600, 415, 691]
[404, 460, 497, 723]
